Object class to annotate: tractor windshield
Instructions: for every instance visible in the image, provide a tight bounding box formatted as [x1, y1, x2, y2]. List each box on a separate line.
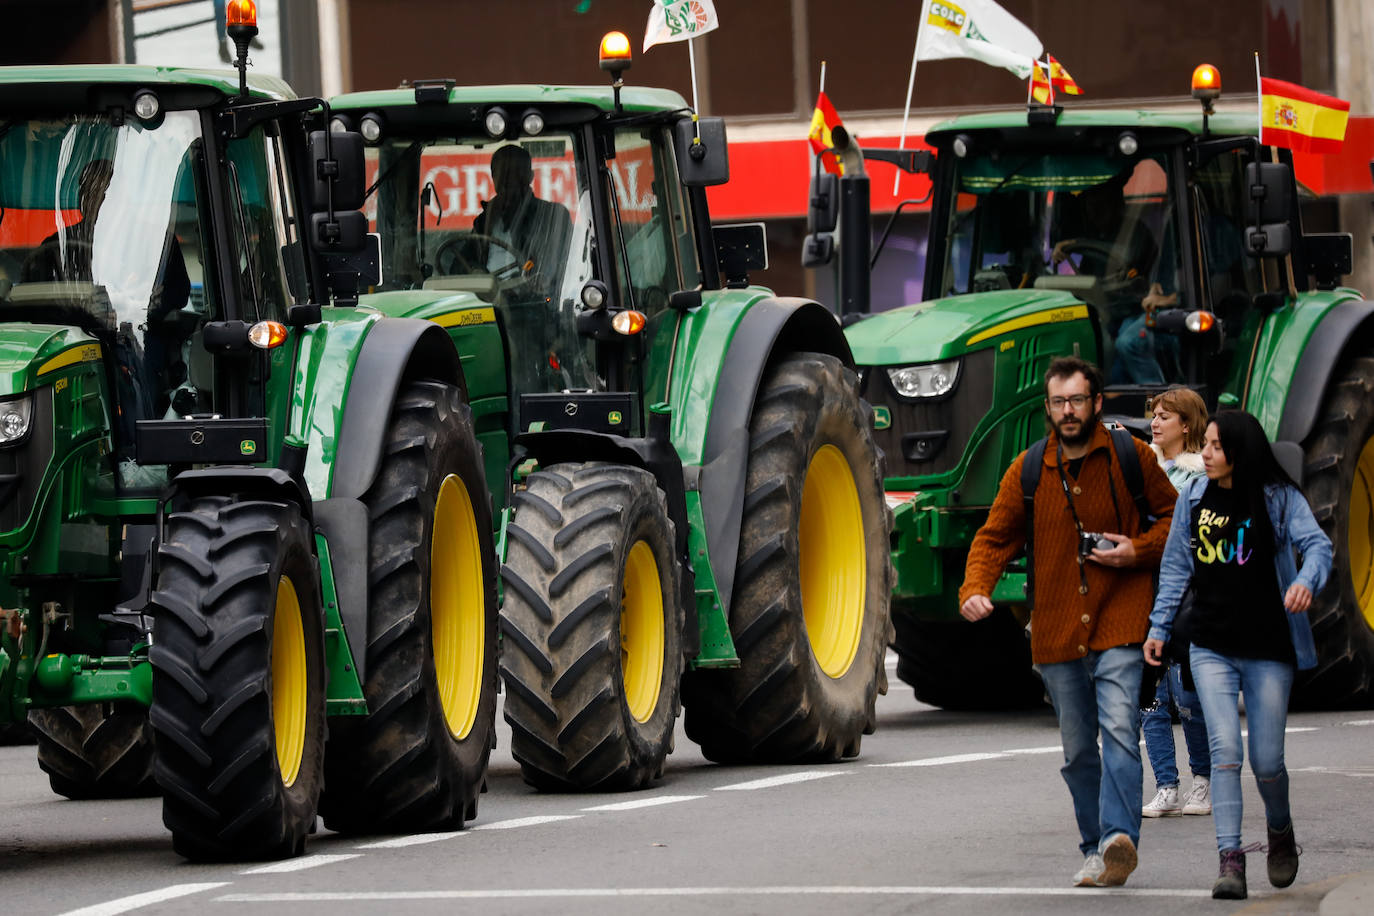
[938, 150, 1184, 327]
[366, 133, 599, 394]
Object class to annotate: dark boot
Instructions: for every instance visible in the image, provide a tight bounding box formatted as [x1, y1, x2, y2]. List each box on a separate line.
[1267, 822, 1300, 888]
[1213, 848, 1247, 899]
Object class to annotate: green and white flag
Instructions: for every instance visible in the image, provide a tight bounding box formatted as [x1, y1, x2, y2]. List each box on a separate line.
[644, 0, 720, 52]
[915, 0, 1043, 79]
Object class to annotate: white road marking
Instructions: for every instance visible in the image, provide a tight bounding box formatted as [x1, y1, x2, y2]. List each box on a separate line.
[239, 854, 362, 874]
[356, 831, 465, 849]
[872, 752, 1009, 768]
[1341, 718, 1374, 726]
[57, 883, 230, 916]
[714, 770, 846, 791]
[581, 795, 704, 812]
[1290, 765, 1374, 779]
[471, 815, 582, 830]
[216, 885, 1213, 902]
[1005, 745, 1063, 755]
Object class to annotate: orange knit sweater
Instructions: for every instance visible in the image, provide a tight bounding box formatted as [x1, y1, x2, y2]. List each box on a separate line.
[958, 423, 1179, 665]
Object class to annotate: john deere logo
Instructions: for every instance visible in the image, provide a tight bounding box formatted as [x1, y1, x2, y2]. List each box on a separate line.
[608, 410, 623, 426]
[873, 406, 892, 430]
[239, 439, 258, 456]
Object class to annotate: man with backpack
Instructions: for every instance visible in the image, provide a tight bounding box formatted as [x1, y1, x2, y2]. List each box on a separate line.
[958, 356, 1178, 889]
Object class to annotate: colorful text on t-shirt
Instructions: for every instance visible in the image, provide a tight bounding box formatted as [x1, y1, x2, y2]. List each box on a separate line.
[1196, 507, 1253, 565]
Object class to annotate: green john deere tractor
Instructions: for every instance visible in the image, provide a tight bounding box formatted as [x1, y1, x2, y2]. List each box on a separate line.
[0, 54, 498, 859]
[329, 31, 893, 791]
[807, 69, 1374, 709]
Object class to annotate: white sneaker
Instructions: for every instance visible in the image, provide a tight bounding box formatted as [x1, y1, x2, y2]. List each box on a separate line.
[1182, 776, 1211, 815]
[1073, 852, 1106, 887]
[1142, 784, 1182, 817]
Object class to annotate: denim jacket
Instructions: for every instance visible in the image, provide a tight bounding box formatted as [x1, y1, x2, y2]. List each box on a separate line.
[1149, 476, 1333, 670]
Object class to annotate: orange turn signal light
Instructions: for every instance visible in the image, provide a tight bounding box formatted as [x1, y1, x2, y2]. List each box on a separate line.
[600, 31, 632, 71]
[1185, 310, 1215, 334]
[611, 310, 647, 336]
[227, 0, 258, 28]
[1191, 64, 1220, 99]
[248, 320, 288, 349]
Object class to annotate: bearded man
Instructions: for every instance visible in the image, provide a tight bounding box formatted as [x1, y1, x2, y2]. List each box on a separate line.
[958, 356, 1177, 889]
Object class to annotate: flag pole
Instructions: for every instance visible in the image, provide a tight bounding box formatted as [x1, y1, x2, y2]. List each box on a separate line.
[1253, 51, 1263, 145]
[894, 0, 933, 196]
[689, 37, 702, 141]
[819, 59, 827, 95]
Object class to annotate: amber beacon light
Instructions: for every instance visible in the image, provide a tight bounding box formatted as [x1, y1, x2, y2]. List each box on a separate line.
[1191, 64, 1221, 106]
[599, 31, 632, 72]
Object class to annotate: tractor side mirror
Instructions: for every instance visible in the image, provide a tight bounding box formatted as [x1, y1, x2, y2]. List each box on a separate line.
[808, 171, 838, 234]
[1302, 232, 1353, 290]
[713, 222, 768, 288]
[675, 117, 729, 186]
[1244, 161, 1295, 258]
[308, 130, 365, 211]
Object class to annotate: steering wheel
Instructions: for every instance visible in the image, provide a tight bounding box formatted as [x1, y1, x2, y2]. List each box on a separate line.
[1050, 238, 1121, 276]
[23, 237, 96, 282]
[433, 231, 532, 290]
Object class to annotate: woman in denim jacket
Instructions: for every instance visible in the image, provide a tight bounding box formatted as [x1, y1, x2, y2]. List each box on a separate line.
[1144, 410, 1331, 901]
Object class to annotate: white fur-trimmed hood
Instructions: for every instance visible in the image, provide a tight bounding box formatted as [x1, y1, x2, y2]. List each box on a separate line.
[1151, 442, 1205, 473]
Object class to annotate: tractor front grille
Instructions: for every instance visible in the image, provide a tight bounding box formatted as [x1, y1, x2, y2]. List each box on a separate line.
[0, 388, 54, 535]
[862, 347, 996, 478]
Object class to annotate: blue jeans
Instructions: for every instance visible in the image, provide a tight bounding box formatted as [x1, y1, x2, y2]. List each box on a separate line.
[1189, 645, 1295, 851]
[1112, 314, 1180, 385]
[1142, 662, 1210, 788]
[1038, 646, 1144, 855]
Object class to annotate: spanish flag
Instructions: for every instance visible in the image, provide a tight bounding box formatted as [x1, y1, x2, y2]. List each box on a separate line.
[1029, 60, 1052, 106]
[1047, 55, 1082, 96]
[808, 90, 845, 174]
[1260, 77, 1349, 154]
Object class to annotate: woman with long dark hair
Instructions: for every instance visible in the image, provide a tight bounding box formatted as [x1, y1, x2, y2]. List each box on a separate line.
[1144, 410, 1331, 900]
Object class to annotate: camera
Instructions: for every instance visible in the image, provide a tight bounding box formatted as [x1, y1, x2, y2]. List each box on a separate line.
[1078, 531, 1114, 557]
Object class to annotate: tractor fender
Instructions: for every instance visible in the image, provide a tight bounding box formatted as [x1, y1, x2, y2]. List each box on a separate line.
[329, 317, 467, 501]
[691, 296, 854, 621]
[1274, 299, 1374, 446]
[165, 466, 313, 520]
[514, 424, 698, 657]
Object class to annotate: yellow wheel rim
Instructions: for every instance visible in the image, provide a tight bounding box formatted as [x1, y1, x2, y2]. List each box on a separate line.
[621, 539, 665, 723]
[1350, 437, 1374, 630]
[799, 443, 866, 679]
[431, 474, 486, 740]
[271, 576, 307, 788]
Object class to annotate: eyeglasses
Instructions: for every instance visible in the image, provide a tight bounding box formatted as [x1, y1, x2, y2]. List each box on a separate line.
[1047, 394, 1092, 410]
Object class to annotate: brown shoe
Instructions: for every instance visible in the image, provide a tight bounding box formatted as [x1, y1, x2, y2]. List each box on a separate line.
[1098, 833, 1138, 886]
[1213, 848, 1248, 899]
[1267, 822, 1301, 888]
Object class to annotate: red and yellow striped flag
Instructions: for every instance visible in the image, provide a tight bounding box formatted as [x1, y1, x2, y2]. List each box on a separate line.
[808, 90, 845, 174]
[1048, 55, 1082, 96]
[1030, 60, 1052, 105]
[1260, 77, 1349, 154]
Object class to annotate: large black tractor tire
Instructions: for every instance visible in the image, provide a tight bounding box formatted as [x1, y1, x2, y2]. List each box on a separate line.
[890, 605, 1045, 711]
[500, 462, 684, 791]
[29, 705, 158, 799]
[320, 380, 499, 832]
[150, 498, 326, 861]
[1295, 354, 1374, 708]
[682, 352, 892, 763]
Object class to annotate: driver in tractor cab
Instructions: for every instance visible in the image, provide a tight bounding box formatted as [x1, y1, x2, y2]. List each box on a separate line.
[470, 144, 571, 300]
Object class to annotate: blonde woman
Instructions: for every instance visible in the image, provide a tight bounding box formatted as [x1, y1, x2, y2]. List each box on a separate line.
[1141, 388, 1210, 818]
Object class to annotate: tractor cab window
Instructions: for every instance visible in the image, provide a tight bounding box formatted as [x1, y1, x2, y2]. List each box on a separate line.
[0, 112, 216, 489]
[365, 132, 599, 394]
[1191, 149, 1262, 313]
[606, 126, 700, 318]
[225, 126, 301, 322]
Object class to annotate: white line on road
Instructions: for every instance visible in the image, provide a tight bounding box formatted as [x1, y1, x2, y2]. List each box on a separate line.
[215, 885, 1213, 902]
[871, 752, 1009, 768]
[1004, 746, 1063, 755]
[356, 831, 466, 849]
[471, 815, 582, 830]
[1341, 718, 1374, 726]
[582, 795, 704, 811]
[714, 770, 846, 791]
[57, 883, 231, 916]
[239, 854, 362, 874]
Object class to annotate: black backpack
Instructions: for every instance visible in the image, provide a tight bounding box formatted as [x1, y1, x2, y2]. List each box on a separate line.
[1019, 425, 1152, 603]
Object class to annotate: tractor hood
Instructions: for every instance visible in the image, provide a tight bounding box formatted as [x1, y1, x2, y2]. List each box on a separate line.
[844, 289, 1087, 366]
[0, 324, 99, 395]
[360, 288, 493, 325]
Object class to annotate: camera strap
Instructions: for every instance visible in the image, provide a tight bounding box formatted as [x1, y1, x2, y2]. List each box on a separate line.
[1056, 439, 1126, 596]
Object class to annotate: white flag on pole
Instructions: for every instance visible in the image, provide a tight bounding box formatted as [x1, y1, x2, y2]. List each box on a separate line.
[644, 0, 720, 52]
[915, 0, 1043, 79]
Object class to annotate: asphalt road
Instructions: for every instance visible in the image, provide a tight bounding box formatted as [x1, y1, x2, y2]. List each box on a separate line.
[4, 652, 1372, 916]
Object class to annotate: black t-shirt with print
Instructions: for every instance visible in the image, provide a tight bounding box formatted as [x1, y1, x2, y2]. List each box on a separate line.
[1189, 481, 1294, 663]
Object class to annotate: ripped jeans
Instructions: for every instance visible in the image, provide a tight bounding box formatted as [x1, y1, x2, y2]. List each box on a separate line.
[1142, 661, 1210, 789]
[1190, 645, 1295, 851]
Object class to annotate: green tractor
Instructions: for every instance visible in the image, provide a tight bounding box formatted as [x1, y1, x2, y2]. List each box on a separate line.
[329, 31, 893, 791]
[808, 67, 1374, 709]
[0, 48, 498, 859]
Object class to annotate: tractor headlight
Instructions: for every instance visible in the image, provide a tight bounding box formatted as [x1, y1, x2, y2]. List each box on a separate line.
[0, 395, 33, 444]
[886, 360, 960, 399]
